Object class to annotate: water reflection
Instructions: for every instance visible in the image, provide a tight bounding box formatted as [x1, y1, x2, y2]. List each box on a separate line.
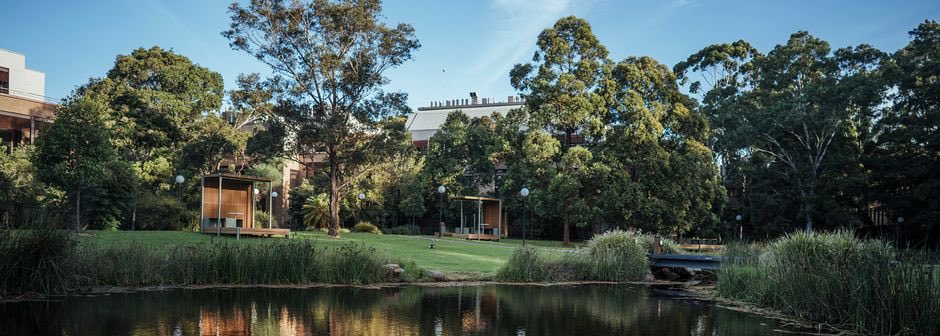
[0, 284, 794, 335]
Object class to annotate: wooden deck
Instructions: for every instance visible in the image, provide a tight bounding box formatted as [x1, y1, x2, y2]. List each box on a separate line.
[448, 233, 500, 241]
[202, 226, 291, 238]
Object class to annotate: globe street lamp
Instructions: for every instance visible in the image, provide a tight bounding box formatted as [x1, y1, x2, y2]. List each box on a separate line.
[356, 193, 366, 225]
[174, 175, 185, 200]
[735, 214, 743, 240]
[520, 187, 530, 247]
[437, 185, 446, 238]
[269, 190, 278, 228]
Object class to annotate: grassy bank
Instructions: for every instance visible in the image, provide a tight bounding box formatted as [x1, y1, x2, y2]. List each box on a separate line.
[78, 230, 569, 274]
[718, 231, 940, 335]
[2, 229, 578, 299]
[496, 230, 650, 282]
[0, 230, 423, 300]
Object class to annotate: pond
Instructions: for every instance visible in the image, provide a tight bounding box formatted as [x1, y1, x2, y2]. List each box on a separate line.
[1, 284, 808, 335]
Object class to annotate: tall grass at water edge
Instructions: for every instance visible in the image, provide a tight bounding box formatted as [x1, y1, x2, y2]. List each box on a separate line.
[717, 231, 940, 335]
[0, 230, 421, 300]
[496, 230, 649, 282]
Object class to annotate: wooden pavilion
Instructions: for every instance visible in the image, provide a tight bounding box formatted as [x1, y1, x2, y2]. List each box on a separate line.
[445, 195, 507, 241]
[200, 173, 290, 238]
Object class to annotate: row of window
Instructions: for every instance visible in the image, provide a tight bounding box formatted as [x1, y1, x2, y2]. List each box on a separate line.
[0, 67, 8, 94]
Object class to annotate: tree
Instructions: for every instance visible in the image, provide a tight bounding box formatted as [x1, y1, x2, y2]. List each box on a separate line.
[871, 20, 940, 244]
[509, 16, 612, 244]
[602, 56, 724, 234]
[224, 0, 420, 237]
[33, 97, 117, 230]
[676, 32, 886, 232]
[80, 46, 224, 191]
[510, 16, 612, 151]
[424, 111, 471, 195]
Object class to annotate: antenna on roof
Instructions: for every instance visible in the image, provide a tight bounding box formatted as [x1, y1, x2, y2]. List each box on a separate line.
[442, 68, 446, 102]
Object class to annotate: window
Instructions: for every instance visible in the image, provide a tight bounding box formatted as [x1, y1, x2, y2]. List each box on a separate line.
[0, 67, 8, 94]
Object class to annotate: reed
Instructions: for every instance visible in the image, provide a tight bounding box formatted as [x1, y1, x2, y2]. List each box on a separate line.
[0, 229, 76, 300]
[1, 232, 421, 300]
[75, 240, 413, 286]
[717, 231, 940, 335]
[496, 230, 649, 282]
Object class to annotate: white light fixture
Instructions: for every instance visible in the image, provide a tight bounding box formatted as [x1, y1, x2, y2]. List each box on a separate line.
[175, 175, 185, 184]
[271, 191, 278, 198]
[520, 187, 529, 197]
[735, 214, 742, 221]
[358, 193, 366, 200]
[437, 185, 446, 194]
[254, 188, 260, 195]
[897, 217, 904, 224]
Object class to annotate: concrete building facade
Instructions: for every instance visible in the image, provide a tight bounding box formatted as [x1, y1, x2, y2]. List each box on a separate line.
[0, 49, 55, 153]
[406, 94, 525, 149]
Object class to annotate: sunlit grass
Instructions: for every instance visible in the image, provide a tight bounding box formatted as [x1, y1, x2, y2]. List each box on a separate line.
[78, 230, 569, 274]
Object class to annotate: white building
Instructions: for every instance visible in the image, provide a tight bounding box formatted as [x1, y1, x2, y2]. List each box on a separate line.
[0, 49, 46, 100]
[406, 93, 524, 148]
[0, 49, 55, 153]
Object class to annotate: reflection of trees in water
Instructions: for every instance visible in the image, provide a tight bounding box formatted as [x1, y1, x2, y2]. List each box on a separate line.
[0, 285, 778, 335]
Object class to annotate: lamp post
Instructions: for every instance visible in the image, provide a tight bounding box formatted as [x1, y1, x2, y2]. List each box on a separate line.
[437, 185, 446, 238]
[175, 175, 185, 200]
[270, 191, 278, 228]
[520, 187, 529, 247]
[735, 214, 743, 240]
[357, 193, 366, 225]
[896, 216, 904, 244]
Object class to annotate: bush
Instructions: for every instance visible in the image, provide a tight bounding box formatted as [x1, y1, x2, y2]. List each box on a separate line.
[497, 231, 649, 282]
[353, 221, 382, 234]
[585, 230, 650, 281]
[254, 211, 277, 228]
[634, 234, 684, 254]
[385, 224, 421, 235]
[496, 247, 573, 282]
[134, 193, 198, 230]
[302, 193, 329, 230]
[717, 231, 940, 335]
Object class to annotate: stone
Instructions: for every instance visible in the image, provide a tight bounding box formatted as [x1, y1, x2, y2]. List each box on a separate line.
[425, 270, 446, 281]
[384, 264, 404, 281]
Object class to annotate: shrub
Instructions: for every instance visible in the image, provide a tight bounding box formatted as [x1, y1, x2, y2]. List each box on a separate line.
[135, 193, 198, 230]
[496, 247, 581, 282]
[353, 221, 382, 234]
[585, 230, 650, 281]
[634, 234, 684, 254]
[717, 231, 940, 335]
[385, 224, 421, 235]
[254, 211, 277, 228]
[302, 193, 329, 230]
[497, 231, 649, 282]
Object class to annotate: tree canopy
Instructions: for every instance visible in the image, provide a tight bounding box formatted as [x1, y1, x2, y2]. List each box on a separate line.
[224, 0, 420, 236]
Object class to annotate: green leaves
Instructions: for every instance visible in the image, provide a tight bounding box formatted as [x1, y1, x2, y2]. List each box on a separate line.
[33, 97, 118, 229]
[503, 16, 725, 240]
[225, 0, 420, 235]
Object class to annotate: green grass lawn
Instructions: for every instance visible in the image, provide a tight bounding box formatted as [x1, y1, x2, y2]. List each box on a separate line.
[79, 230, 571, 274]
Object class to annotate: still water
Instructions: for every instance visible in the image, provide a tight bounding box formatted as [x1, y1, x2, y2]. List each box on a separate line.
[1, 284, 802, 335]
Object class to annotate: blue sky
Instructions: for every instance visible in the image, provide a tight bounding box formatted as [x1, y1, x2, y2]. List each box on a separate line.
[4, 0, 938, 109]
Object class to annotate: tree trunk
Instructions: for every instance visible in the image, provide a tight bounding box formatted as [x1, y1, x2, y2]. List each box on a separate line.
[804, 191, 815, 232]
[563, 221, 571, 246]
[73, 190, 81, 232]
[327, 154, 341, 237]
